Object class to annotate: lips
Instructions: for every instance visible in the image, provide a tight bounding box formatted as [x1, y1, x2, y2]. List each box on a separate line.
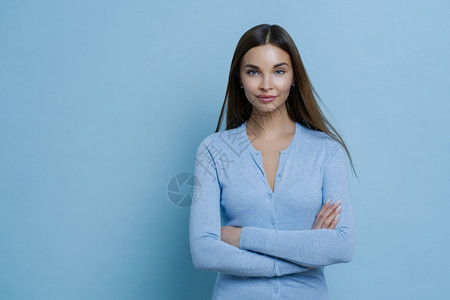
[257, 95, 276, 103]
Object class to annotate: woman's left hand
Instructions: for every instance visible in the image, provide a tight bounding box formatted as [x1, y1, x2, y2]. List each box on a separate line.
[221, 226, 242, 248]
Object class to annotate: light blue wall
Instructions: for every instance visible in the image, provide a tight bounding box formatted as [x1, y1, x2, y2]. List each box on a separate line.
[1, 1, 448, 299]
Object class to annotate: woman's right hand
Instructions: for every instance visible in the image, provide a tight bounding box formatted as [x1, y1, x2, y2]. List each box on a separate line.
[312, 198, 341, 230]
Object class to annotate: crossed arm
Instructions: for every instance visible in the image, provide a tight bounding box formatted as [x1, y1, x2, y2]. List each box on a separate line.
[222, 198, 353, 268]
[221, 198, 343, 266]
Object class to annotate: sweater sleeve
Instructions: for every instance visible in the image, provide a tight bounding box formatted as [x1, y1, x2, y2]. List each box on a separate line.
[239, 144, 356, 268]
[189, 137, 310, 277]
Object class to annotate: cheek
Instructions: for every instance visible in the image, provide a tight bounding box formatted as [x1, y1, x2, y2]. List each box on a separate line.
[241, 77, 257, 90]
[241, 79, 260, 98]
[243, 89, 255, 102]
[275, 77, 294, 93]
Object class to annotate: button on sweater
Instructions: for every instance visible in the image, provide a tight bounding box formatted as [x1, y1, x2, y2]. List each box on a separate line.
[189, 120, 355, 300]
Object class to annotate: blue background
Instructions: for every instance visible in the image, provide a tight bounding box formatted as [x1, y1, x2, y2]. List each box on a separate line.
[1, 1, 449, 299]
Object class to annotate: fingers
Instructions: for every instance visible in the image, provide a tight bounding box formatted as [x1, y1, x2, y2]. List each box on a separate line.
[323, 203, 341, 229]
[312, 199, 341, 229]
[328, 214, 339, 229]
[312, 198, 331, 229]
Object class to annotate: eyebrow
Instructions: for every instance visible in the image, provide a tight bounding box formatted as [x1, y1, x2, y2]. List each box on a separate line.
[243, 62, 289, 69]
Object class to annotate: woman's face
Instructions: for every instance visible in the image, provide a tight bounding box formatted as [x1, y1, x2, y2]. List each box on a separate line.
[239, 44, 295, 114]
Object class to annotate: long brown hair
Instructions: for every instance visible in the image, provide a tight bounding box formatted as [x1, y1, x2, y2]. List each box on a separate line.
[214, 24, 358, 180]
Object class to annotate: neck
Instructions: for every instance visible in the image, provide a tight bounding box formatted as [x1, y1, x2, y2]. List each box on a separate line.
[247, 104, 295, 139]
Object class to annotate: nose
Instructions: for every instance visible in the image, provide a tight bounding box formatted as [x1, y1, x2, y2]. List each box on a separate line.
[259, 75, 272, 91]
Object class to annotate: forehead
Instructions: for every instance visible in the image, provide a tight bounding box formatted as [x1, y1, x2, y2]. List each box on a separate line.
[241, 44, 291, 67]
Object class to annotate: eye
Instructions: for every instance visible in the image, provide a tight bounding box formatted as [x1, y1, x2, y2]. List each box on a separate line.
[275, 69, 285, 75]
[247, 70, 259, 76]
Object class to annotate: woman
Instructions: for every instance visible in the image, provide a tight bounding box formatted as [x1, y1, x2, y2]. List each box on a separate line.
[189, 24, 357, 299]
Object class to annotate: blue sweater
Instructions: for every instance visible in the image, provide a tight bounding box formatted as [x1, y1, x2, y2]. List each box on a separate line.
[189, 120, 355, 299]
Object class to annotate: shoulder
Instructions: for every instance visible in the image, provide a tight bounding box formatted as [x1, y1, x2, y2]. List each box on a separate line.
[297, 124, 344, 164]
[195, 126, 242, 156]
[196, 133, 217, 149]
[197, 125, 242, 149]
[299, 124, 341, 150]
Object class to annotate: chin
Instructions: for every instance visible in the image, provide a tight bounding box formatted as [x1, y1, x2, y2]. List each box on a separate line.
[252, 101, 284, 113]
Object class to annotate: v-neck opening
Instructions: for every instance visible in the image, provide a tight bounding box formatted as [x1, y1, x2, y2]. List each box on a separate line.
[240, 120, 300, 194]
